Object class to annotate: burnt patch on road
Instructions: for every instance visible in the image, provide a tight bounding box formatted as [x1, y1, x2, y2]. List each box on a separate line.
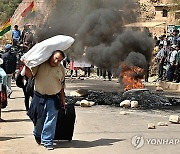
[65, 89, 180, 110]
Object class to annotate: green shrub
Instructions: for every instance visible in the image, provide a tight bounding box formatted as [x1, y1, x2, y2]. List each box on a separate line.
[0, 0, 23, 23]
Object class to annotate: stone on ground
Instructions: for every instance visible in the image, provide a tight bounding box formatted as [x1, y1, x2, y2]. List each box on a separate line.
[130, 101, 139, 108]
[156, 86, 164, 91]
[157, 122, 168, 126]
[120, 100, 131, 108]
[169, 115, 180, 123]
[119, 111, 128, 115]
[148, 123, 156, 129]
[79, 100, 95, 107]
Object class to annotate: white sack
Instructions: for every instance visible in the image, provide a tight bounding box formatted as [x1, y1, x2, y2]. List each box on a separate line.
[21, 35, 75, 68]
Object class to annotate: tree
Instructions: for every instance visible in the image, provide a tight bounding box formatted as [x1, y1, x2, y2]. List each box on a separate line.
[0, 0, 22, 24]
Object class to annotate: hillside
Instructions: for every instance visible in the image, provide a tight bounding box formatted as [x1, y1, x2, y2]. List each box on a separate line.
[11, 0, 56, 29]
[0, 0, 179, 42]
[0, 0, 22, 23]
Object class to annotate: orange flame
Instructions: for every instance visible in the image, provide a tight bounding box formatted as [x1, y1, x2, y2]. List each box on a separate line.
[120, 64, 144, 91]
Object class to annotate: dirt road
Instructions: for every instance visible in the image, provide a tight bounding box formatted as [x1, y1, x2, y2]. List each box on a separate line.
[0, 78, 180, 154]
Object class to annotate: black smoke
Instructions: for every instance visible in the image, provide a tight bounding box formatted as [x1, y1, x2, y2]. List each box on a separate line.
[36, 0, 154, 72]
[85, 30, 154, 69]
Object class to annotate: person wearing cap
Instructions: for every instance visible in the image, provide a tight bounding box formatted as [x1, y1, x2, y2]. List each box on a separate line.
[24, 50, 66, 150]
[12, 25, 21, 46]
[1, 44, 17, 98]
[166, 45, 178, 81]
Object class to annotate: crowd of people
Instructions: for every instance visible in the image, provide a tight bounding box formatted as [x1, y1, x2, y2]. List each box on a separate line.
[68, 62, 112, 81]
[0, 24, 36, 121]
[152, 29, 180, 83]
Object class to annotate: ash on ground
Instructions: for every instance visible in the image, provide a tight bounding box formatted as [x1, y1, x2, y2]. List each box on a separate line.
[65, 89, 180, 110]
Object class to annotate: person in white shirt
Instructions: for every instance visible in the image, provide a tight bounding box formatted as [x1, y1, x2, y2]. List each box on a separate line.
[159, 35, 167, 47]
[155, 44, 166, 80]
[166, 45, 177, 81]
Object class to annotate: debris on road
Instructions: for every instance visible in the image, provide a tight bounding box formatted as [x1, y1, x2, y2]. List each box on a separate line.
[120, 100, 131, 107]
[119, 111, 128, 115]
[156, 86, 164, 91]
[169, 115, 180, 123]
[130, 101, 139, 108]
[157, 122, 168, 126]
[70, 89, 88, 97]
[148, 123, 156, 129]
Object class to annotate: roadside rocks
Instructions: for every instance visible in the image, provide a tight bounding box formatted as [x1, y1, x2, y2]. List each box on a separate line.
[148, 122, 168, 129]
[157, 122, 168, 126]
[119, 111, 128, 115]
[156, 86, 164, 92]
[120, 100, 139, 108]
[147, 115, 180, 130]
[130, 101, 139, 108]
[121, 89, 171, 109]
[148, 123, 156, 129]
[66, 88, 177, 109]
[66, 90, 123, 105]
[169, 115, 180, 123]
[76, 99, 96, 107]
[70, 89, 88, 97]
[120, 100, 131, 107]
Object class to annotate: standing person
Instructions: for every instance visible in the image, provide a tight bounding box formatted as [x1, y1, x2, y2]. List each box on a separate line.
[166, 45, 178, 82]
[25, 50, 66, 150]
[103, 69, 112, 81]
[170, 30, 179, 45]
[159, 35, 167, 47]
[0, 58, 7, 122]
[21, 25, 29, 42]
[22, 26, 35, 49]
[12, 25, 21, 46]
[70, 60, 78, 77]
[155, 44, 166, 81]
[84, 66, 91, 77]
[144, 64, 150, 82]
[96, 66, 103, 78]
[82, 46, 91, 78]
[1, 44, 17, 98]
[175, 46, 180, 83]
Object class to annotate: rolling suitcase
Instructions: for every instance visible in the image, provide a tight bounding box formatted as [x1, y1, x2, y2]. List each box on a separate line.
[54, 103, 76, 141]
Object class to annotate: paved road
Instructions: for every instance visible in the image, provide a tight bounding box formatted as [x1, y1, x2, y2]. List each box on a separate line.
[0, 79, 180, 154]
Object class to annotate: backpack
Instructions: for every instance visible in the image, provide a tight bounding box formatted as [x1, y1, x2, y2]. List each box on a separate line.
[2, 51, 17, 74]
[16, 73, 24, 88]
[25, 77, 35, 97]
